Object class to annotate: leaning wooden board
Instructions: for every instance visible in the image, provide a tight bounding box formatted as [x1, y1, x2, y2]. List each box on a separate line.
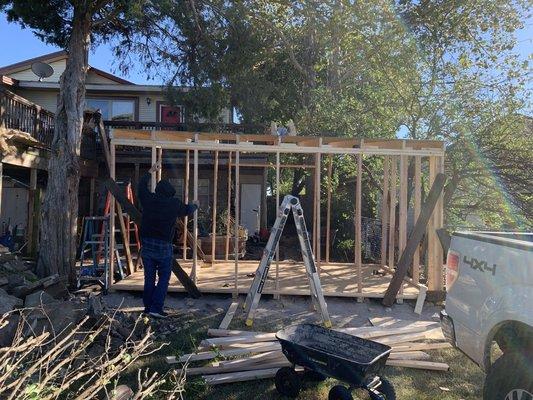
[104, 177, 201, 298]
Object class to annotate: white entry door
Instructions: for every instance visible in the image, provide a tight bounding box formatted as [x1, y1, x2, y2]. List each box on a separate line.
[240, 184, 261, 235]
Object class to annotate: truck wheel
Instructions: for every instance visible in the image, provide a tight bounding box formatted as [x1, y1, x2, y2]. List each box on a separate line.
[483, 352, 532, 400]
[328, 385, 353, 400]
[275, 367, 301, 398]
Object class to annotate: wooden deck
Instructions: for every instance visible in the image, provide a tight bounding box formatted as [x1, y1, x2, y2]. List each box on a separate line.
[111, 260, 420, 299]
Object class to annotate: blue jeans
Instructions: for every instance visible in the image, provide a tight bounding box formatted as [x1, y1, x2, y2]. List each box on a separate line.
[141, 237, 173, 314]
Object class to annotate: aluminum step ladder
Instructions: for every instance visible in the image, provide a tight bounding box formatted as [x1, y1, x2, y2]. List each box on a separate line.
[77, 216, 125, 293]
[243, 195, 332, 328]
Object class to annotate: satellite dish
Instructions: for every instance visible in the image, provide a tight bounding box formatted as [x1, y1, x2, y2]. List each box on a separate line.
[31, 62, 54, 82]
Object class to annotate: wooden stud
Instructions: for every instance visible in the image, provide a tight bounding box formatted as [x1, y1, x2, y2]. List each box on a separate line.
[391, 342, 451, 352]
[399, 154, 408, 254]
[182, 150, 190, 260]
[225, 152, 232, 261]
[388, 157, 397, 269]
[202, 367, 292, 385]
[218, 301, 239, 330]
[192, 135, 199, 283]
[211, 150, 219, 263]
[385, 359, 449, 371]
[203, 332, 277, 346]
[207, 328, 262, 337]
[427, 156, 445, 291]
[387, 351, 431, 361]
[355, 154, 362, 298]
[169, 342, 281, 364]
[185, 360, 291, 377]
[234, 143, 240, 297]
[326, 155, 332, 263]
[229, 163, 315, 169]
[312, 159, 317, 255]
[380, 156, 390, 267]
[315, 151, 321, 272]
[412, 156, 421, 282]
[275, 150, 280, 298]
[398, 153, 408, 300]
[217, 351, 284, 367]
[109, 143, 116, 290]
[414, 285, 427, 315]
[434, 156, 445, 290]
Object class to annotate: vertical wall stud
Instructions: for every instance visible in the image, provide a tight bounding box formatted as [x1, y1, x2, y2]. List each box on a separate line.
[183, 150, 190, 259]
[355, 152, 363, 299]
[233, 139, 240, 298]
[326, 155, 333, 264]
[192, 134, 199, 283]
[225, 152, 232, 260]
[380, 156, 390, 267]
[275, 149, 280, 298]
[388, 156, 397, 270]
[211, 149, 219, 263]
[412, 156, 421, 283]
[315, 149, 322, 273]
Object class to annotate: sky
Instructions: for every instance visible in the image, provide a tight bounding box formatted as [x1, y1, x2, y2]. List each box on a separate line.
[0, 13, 161, 84]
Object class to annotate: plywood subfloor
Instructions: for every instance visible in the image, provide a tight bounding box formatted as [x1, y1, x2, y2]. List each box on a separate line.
[111, 260, 419, 299]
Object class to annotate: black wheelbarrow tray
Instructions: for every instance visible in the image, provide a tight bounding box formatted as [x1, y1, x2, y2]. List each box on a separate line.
[275, 324, 396, 400]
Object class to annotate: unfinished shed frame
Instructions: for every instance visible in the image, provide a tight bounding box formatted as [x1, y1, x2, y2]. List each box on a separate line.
[108, 130, 445, 301]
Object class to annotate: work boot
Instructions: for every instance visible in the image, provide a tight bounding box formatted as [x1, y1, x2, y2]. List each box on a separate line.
[148, 311, 168, 319]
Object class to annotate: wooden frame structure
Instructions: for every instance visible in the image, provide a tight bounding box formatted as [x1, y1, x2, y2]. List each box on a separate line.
[109, 129, 445, 301]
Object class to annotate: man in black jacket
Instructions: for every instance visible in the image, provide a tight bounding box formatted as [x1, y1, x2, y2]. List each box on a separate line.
[138, 162, 197, 318]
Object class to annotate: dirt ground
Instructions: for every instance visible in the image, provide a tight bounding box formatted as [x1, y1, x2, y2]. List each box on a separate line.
[104, 291, 484, 399]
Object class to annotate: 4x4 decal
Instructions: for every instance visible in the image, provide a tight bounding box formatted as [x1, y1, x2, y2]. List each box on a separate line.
[463, 256, 497, 276]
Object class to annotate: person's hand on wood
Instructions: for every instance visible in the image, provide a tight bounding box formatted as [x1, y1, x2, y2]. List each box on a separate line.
[149, 161, 162, 174]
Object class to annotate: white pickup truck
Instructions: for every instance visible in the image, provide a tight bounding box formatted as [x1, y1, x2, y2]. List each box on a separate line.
[440, 231, 532, 400]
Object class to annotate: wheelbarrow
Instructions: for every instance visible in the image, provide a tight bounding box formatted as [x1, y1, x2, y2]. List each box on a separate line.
[275, 324, 396, 400]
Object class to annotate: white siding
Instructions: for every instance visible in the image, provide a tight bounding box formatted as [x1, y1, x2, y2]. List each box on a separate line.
[8, 59, 66, 83]
[11, 86, 232, 124]
[13, 89, 58, 113]
[139, 94, 165, 122]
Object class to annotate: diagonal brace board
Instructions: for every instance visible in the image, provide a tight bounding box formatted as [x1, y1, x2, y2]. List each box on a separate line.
[382, 173, 446, 306]
[243, 195, 331, 328]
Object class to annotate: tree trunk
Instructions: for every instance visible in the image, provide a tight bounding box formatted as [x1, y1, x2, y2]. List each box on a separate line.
[37, 9, 91, 282]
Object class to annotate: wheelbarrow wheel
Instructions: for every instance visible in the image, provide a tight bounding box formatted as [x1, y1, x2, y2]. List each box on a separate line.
[275, 367, 301, 398]
[328, 385, 353, 400]
[369, 378, 396, 400]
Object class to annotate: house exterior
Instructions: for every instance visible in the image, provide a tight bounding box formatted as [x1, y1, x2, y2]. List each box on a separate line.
[0, 51, 268, 252]
[0, 50, 235, 125]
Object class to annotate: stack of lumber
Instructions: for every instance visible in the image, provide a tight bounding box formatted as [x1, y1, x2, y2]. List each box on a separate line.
[166, 320, 452, 386]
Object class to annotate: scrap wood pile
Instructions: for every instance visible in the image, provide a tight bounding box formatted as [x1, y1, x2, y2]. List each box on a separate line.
[166, 318, 452, 386]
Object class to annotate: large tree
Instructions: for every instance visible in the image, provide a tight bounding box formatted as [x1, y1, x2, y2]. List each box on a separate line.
[0, 0, 149, 281]
[139, 0, 531, 230]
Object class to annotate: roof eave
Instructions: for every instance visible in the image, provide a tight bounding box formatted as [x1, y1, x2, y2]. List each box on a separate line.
[0, 50, 68, 75]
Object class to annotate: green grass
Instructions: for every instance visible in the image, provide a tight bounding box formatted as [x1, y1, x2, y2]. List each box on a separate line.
[122, 310, 485, 399]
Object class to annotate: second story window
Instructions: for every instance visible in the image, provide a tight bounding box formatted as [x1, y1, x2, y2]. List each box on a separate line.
[86, 98, 135, 121]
